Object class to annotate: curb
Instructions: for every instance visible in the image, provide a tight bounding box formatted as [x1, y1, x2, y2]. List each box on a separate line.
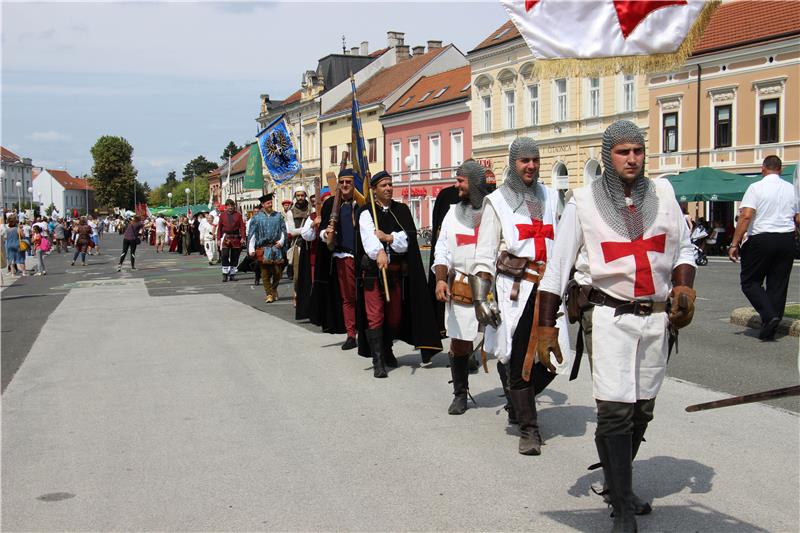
[730, 307, 800, 337]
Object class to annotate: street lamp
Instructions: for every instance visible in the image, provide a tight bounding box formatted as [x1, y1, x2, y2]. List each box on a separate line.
[404, 154, 415, 206]
[167, 192, 173, 208]
[184, 187, 190, 215]
[37, 192, 42, 216]
[0, 169, 5, 210]
[15, 180, 21, 213]
[27, 186, 33, 212]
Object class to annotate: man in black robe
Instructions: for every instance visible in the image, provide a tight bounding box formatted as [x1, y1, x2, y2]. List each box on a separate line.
[355, 170, 442, 378]
[295, 192, 325, 321]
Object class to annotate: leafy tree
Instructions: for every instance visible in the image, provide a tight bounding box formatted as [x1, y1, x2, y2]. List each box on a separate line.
[221, 141, 242, 161]
[89, 135, 140, 209]
[182, 156, 218, 181]
[164, 170, 178, 188]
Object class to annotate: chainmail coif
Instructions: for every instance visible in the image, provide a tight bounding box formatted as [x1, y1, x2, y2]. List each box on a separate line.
[453, 160, 488, 228]
[499, 137, 545, 219]
[591, 120, 658, 240]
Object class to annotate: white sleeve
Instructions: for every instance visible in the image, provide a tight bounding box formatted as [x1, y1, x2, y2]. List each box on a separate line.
[248, 234, 256, 254]
[359, 210, 383, 260]
[389, 230, 408, 253]
[539, 199, 583, 298]
[471, 200, 502, 277]
[300, 217, 317, 242]
[674, 207, 696, 268]
[285, 214, 300, 237]
[431, 219, 452, 272]
[740, 183, 757, 211]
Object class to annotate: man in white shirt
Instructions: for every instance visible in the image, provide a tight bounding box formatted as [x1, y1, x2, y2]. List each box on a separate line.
[729, 155, 799, 340]
[154, 214, 168, 253]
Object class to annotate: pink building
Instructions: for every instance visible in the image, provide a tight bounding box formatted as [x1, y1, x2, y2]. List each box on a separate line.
[381, 65, 472, 228]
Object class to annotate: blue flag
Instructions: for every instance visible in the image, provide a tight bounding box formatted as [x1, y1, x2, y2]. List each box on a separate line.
[256, 114, 302, 185]
[350, 76, 369, 196]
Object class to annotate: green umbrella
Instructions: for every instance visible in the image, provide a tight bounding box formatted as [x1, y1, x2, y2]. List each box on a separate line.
[666, 166, 793, 202]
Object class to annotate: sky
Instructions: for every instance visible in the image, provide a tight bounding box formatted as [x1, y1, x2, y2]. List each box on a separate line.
[1, 1, 509, 187]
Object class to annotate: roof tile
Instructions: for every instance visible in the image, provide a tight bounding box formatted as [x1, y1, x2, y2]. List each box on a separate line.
[384, 65, 471, 116]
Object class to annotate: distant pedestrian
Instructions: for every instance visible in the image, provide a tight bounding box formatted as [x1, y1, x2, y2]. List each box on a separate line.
[154, 214, 167, 253]
[117, 215, 144, 271]
[71, 216, 92, 266]
[2, 213, 27, 276]
[53, 218, 67, 253]
[729, 156, 800, 340]
[31, 225, 48, 275]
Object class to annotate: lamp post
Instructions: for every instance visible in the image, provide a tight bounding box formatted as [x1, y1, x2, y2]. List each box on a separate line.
[27, 186, 33, 212]
[192, 170, 196, 205]
[15, 180, 21, 213]
[167, 192, 173, 208]
[0, 169, 5, 210]
[184, 187, 190, 216]
[404, 154, 415, 207]
[37, 192, 42, 216]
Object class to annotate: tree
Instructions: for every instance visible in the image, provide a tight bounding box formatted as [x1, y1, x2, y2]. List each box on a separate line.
[221, 141, 242, 162]
[89, 135, 140, 209]
[164, 170, 178, 188]
[182, 156, 218, 181]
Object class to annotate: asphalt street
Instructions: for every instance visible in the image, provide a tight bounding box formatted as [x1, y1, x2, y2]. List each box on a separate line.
[1, 233, 798, 531]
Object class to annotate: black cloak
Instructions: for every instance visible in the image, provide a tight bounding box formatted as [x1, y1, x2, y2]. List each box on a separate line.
[426, 185, 461, 338]
[307, 196, 346, 334]
[354, 200, 443, 358]
[294, 228, 315, 321]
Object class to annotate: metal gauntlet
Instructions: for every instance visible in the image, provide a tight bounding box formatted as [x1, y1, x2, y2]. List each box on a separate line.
[469, 274, 501, 328]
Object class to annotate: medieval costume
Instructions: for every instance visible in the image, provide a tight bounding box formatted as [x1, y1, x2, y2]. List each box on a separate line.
[286, 186, 311, 296]
[538, 121, 696, 532]
[295, 192, 327, 321]
[179, 219, 190, 255]
[199, 214, 218, 264]
[355, 171, 443, 378]
[432, 162, 491, 414]
[427, 185, 461, 338]
[217, 203, 246, 282]
[169, 219, 181, 253]
[470, 137, 570, 456]
[249, 194, 287, 303]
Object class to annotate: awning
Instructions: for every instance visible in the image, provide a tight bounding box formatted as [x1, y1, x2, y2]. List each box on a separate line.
[667, 164, 795, 202]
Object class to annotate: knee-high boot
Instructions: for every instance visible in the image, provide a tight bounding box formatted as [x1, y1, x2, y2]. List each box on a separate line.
[383, 330, 398, 368]
[508, 387, 541, 455]
[366, 328, 387, 378]
[448, 355, 470, 415]
[497, 361, 518, 424]
[596, 435, 637, 533]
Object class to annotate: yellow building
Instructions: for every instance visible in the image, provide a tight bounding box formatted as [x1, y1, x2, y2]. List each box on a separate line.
[467, 21, 649, 208]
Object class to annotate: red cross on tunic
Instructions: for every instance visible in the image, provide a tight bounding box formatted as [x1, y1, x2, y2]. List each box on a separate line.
[525, 0, 687, 39]
[455, 225, 480, 247]
[515, 218, 554, 262]
[601, 233, 666, 297]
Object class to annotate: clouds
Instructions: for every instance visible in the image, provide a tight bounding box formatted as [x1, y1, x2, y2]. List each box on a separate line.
[27, 130, 72, 142]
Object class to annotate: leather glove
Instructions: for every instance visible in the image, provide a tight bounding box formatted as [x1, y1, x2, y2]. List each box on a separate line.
[469, 274, 501, 328]
[535, 326, 563, 373]
[669, 285, 696, 329]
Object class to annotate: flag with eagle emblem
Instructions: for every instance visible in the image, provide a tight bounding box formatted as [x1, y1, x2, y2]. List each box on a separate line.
[256, 114, 302, 185]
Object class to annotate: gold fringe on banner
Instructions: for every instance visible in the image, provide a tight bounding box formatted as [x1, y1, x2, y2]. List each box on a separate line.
[532, 0, 721, 79]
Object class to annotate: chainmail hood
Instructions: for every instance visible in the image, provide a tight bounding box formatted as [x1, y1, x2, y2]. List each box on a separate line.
[592, 120, 658, 240]
[454, 160, 488, 228]
[499, 137, 544, 218]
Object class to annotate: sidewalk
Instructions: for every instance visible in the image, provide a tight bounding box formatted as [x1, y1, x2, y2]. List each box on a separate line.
[2, 277, 798, 531]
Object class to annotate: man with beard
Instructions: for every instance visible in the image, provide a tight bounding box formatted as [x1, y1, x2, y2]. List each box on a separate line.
[295, 190, 328, 320]
[355, 171, 442, 378]
[310, 170, 359, 348]
[432, 160, 490, 414]
[469, 137, 570, 456]
[217, 199, 246, 282]
[286, 185, 311, 292]
[537, 120, 695, 532]
[249, 194, 287, 303]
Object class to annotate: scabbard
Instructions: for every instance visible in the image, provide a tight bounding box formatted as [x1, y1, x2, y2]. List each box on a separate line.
[522, 289, 541, 382]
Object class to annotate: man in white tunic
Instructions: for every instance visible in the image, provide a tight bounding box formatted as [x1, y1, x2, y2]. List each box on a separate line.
[432, 161, 491, 415]
[469, 137, 570, 456]
[537, 120, 696, 533]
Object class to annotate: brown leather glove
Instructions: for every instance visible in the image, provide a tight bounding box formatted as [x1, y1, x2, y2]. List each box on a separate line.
[668, 285, 696, 329]
[536, 326, 563, 373]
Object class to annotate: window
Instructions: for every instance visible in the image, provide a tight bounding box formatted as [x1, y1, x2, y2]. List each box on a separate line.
[460, 83, 470, 93]
[329, 146, 338, 164]
[714, 105, 732, 148]
[409, 198, 422, 227]
[399, 96, 412, 108]
[368, 138, 377, 163]
[555, 79, 567, 122]
[429, 134, 441, 179]
[493, 27, 511, 40]
[663, 112, 678, 153]
[589, 78, 600, 117]
[433, 86, 448, 99]
[450, 130, 464, 168]
[482, 95, 492, 133]
[528, 85, 539, 126]
[760, 98, 779, 144]
[419, 91, 433, 103]
[505, 90, 516, 129]
[409, 138, 420, 180]
[391, 142, 401, 176]
[623, 75, 635, 112]
[346, 143, 352, 160]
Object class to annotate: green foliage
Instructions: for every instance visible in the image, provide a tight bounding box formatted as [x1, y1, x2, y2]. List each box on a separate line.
[221, 141, 242, 161]
[149, 174, 210, 207]
[182, 156, 218, 181]
[45, 203, 56, 216]
[89, 135, 143, 209]
[164, 170, 178, 188]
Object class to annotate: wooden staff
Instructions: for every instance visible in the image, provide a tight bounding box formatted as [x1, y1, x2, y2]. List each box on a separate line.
[685, 385, 800, 412]
[368, 178, 390, 303]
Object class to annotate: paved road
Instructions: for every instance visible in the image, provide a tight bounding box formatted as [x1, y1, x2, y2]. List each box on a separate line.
[2, 234, 798, 531]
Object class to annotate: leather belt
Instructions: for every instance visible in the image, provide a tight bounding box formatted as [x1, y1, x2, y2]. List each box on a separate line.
[587, 288, 667, 317]
[500, 262, 545, 301]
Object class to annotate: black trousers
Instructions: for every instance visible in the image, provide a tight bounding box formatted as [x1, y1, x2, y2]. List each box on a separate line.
[740, 232, 795, 323]
[221, 247, 242, 269]
[119, 239, 138, 266]
[508, 286, 558, 392]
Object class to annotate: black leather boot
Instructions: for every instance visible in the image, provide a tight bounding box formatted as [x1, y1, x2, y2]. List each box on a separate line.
[383, 332, 398, 367]
[597, 435, 638, 533]
[600, 422, 652, 516]
[509, 387, 541, 455]
[366, 328, 387, 378]
[497, 361, 518, 424]
[448, 356, 470, 415]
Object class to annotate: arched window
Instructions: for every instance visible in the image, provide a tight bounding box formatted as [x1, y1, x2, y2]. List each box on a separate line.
[583, 159, 602, 185]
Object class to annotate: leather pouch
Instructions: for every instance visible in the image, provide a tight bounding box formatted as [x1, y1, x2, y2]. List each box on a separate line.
[495, 250, 528, 277]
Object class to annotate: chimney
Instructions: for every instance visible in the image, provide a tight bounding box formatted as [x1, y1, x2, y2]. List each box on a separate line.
[395, 44, 410, 62]
[427, 40, 443, 50]
[386, 31, 405, 48]
[360, 41, 369, 55]
[412, 45, 425, 56]
[351, 46, 360, 56]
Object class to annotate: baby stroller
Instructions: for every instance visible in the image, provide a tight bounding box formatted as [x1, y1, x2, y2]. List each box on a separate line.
[690, 225, 709, 266]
